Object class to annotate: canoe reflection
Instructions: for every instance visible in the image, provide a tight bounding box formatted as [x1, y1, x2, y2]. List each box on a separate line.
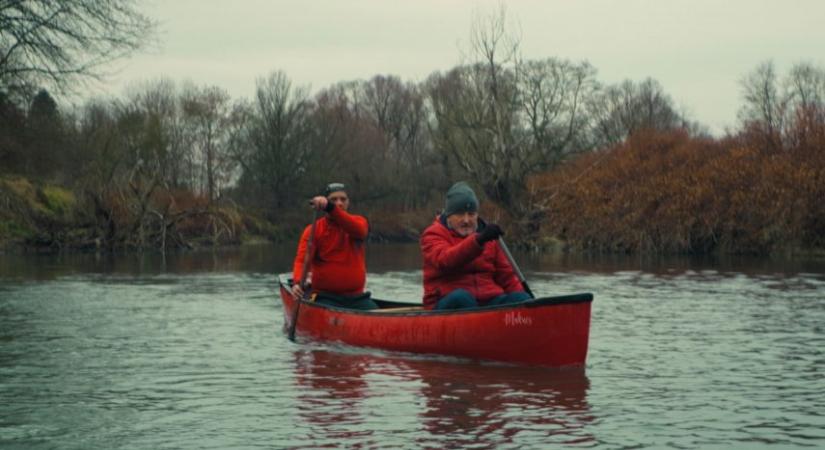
[292, 349, 373, 443]
[293, 348, 594, 447]
[414, 359, 593, 447]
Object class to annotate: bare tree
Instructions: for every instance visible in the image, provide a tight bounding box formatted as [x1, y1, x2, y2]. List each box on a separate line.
[122, 78, 184, 187]
[72, 99, 123, 243]
[427, 4, 521, 209]
[589, 78, 689, 146]
[304, 81, 393, 204]
[181, 83, 233, 202]
[427, 4, 597, 227]
[237, 71, 312, 208]
[519, 58, 597, 168]
[739, 60, 825, 151]
[0, 0, 156, 101]
[358, 75, 433, 207]
[739, 61, 786, 150]
[787, 62, 825, 109]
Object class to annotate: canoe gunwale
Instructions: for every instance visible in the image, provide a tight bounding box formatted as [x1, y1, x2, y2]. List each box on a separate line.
[277, 277, 593, 317]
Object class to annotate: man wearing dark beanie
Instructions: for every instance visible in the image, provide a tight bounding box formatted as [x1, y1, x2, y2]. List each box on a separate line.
[420, 181, 530, 310]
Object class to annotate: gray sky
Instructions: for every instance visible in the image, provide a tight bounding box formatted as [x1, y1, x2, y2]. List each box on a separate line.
[93, 0, 825, 134]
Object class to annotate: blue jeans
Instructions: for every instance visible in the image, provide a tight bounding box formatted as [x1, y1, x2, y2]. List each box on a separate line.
[435, 289, 531, 310]
[314, 292, 378, 310]
[488, 291, 532, 306]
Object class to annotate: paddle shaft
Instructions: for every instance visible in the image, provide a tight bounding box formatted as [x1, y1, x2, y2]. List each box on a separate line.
[498, 237, 535, 299]
[288, 209, 319, 342]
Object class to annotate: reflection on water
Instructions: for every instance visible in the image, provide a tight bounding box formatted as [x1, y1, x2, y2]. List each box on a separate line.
[1, 244, 825, 449]
[292, 348, 593, 448]
[0, 244, 296, 281]
[3, 243, 825, 280]
[410, 357, 593, 447]
[293, 350, 375, 446]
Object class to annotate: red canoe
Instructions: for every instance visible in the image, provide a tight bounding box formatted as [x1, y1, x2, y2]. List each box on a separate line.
[278, 278, 593, 368]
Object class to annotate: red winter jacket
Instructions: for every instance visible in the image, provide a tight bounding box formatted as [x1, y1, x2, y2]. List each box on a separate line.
[420, 216, 523, 309]
[292, 206, 368, 296]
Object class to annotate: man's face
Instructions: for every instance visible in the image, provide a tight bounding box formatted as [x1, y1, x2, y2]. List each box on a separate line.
[328, 191, 349, 211]
[446, 211, 478, 237]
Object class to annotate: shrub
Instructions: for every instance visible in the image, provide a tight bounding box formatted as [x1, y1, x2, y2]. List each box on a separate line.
[533, 123, 825, 254]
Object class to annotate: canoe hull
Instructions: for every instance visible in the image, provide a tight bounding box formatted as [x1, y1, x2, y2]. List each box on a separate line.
[279, 282, 592, 368]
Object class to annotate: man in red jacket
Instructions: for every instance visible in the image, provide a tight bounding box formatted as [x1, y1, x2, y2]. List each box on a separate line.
[420, 181, 530, 310]
[291, 182, 377, 310]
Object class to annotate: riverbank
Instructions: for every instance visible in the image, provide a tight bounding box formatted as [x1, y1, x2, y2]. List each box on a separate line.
[0, 175, 284, 253]
[4, 158, 824, 258]
[0, 175, 429, 254]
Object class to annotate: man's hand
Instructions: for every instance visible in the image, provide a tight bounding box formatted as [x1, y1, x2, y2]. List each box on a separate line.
[309, 196, 333, 212]
[476, 223, 504, 244]
[309, 196, 328, 211]
[291, 283, 304, 299]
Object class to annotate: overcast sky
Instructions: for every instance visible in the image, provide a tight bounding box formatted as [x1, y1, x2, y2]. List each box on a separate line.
[92, 0, 825, 134]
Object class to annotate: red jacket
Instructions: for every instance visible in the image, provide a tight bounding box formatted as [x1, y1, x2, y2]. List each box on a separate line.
[420, 216, 522, 309]
[292, 206, 368, 296]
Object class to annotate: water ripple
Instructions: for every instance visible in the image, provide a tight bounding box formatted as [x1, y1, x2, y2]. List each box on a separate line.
[1, 254, 824, 448]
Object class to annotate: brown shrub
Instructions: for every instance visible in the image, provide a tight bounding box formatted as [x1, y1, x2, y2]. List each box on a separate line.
[534, 122, 825, 254]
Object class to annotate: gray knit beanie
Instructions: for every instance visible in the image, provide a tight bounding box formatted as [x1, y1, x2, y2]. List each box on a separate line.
[444, 181, 479, 217]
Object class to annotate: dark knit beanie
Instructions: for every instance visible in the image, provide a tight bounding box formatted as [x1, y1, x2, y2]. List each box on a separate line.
[444, 181, 479, 217]
[324, 182, 346, 196]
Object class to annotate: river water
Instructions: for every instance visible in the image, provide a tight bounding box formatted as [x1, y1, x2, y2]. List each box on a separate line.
[1, 244, 824, 449]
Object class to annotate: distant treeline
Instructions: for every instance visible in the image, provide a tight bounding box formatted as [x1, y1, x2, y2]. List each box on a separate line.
[2, 4, 824, 254]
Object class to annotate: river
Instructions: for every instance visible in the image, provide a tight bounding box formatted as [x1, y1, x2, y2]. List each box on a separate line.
[1, 244, 824, 449]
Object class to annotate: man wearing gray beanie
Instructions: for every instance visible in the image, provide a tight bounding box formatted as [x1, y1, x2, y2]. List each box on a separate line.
[419, 181, 531, 310]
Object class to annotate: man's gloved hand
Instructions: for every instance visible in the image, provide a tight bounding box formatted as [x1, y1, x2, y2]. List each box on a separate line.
[476, 223, 504, 244]
[309, 196, 334, 212]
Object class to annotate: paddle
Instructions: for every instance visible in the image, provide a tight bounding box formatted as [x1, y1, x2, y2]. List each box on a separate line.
[498, 237, 535, 299]
[288, 208, 320, 342]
